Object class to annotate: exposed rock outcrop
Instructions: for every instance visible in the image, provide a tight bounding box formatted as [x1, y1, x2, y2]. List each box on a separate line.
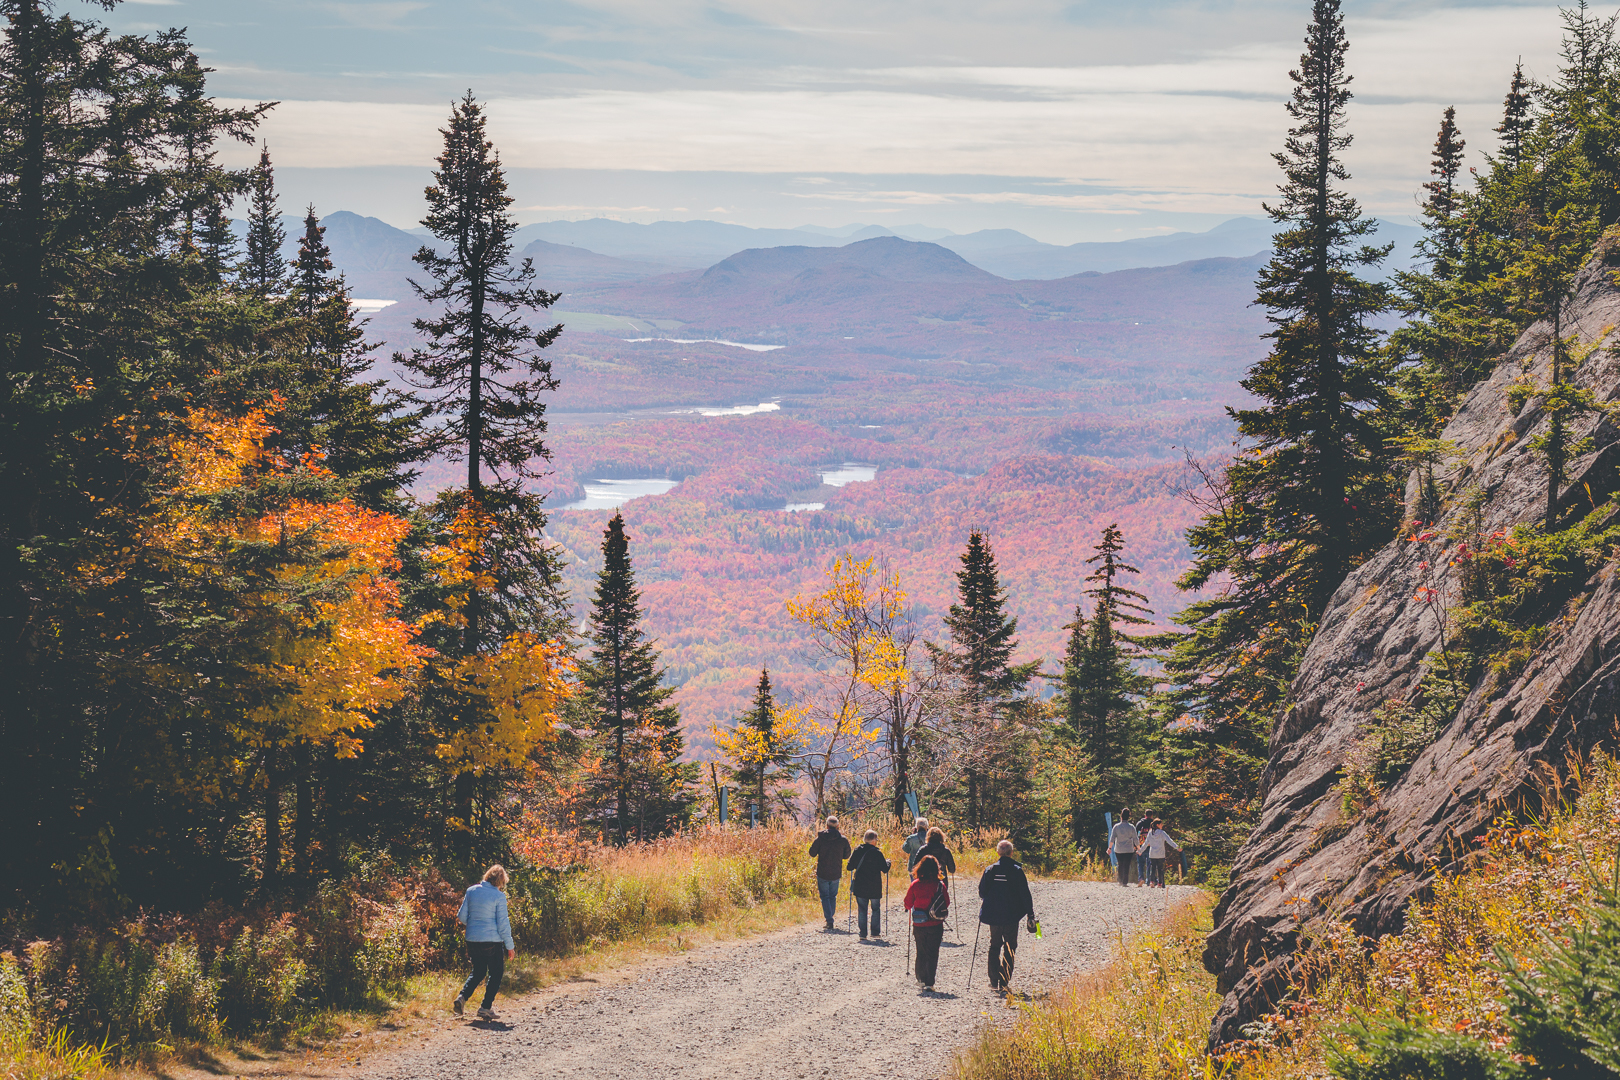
[1204, 237, 1620, 1044]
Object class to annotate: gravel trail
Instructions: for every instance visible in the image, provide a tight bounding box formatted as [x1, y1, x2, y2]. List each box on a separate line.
[357, 881, 1200, 1080]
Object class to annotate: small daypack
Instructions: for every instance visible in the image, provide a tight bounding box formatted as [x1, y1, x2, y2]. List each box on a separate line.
[927, 881, 950, 922]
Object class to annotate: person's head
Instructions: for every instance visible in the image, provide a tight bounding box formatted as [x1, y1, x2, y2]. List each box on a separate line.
[864, 829, 879, 843]
[997, 839, 1014, 857]
[927, 826, 944, 845]
[482, 864, 509, 889]
[826, 815, 839, 831]
[1152, 818, 1163, 829]
[915, 816, 928, 832]
[916, 854, 940, 882]
[1119, 808, 1130, 819]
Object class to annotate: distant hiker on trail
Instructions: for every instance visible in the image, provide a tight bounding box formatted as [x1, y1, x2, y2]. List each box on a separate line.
[1133, 812, 1154, 884]
[454, 864, 515, 1020]
[902, 817, 928, 861]
[909, 825, 957, 875]
[904, 854, 949, 991]
[1142, 818, 1181, 888]
[1109, 811, 1139, 888]
[809, 815, 852, 930]
[978, 839, 1036, 992]
[848, 829, 892, 939]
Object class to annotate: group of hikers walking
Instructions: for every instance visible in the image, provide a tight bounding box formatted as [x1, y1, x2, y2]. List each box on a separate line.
[810, 815, 1036, 994]
[1107, 807, 1182, 887]
[449, 810, 1179, 1018]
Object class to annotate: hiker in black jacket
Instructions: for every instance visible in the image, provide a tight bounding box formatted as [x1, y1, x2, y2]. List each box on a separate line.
[808, 816, 851, 930]
[847, 830, 891, 939]
[978, 840, 1036, 991]
[908, 826, 956, 875]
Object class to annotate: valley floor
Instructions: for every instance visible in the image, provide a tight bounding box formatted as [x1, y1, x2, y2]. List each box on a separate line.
[349, 880, 1196, 1080]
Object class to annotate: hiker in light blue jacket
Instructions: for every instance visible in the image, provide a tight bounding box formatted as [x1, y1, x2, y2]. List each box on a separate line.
[454, 864, 515, 1020]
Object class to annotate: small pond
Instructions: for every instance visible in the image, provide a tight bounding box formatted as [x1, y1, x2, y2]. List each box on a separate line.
[782, 502, 825, 513]
[818, 464, 877, 487]
[561, 478, 680, 510]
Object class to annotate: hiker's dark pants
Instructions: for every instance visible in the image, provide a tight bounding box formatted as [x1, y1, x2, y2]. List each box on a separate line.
[913, 924, 944, 986]
[1149, 857, 1166, 886]
[857, 895, 880, 936]
[987, 922, 1019, 987]
[460, 941, 505, 1009]
[1115, 852, 1135, 886]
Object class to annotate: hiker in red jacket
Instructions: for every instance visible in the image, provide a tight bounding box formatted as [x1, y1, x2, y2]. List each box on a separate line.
[904, 854, 949, 991]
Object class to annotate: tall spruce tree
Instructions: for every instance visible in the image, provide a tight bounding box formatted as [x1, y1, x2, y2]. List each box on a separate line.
[401, 92, 564, 655]
[579, 513, 687, 842]
[1060, 606, 1086, 737]
[1169, 0, 1396, 751]
[238, 144, 285, 294]
[1497, 61, 1534, 168]
[932, 531, 1038, 830]
[281, 206, 421, 507]
[1076, 524, 1154, 776]
[1422, 107, 1467, 277]
[724, 669, 796, 823]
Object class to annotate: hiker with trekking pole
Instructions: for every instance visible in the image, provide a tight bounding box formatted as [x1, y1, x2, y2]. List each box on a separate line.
[848, 829, 891, 940]
[973, 840, 1036, 993]
[904, 854, 950, 992]
[809, 815, 851, 931]
[908, 826, 957, 936]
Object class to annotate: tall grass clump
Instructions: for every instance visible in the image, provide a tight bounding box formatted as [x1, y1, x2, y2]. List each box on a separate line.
[951, 756, 1620, 1080]
[950, 894, 1219, 1080]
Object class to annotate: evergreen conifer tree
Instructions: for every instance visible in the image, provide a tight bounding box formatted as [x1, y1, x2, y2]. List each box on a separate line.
[724, 669, 796, 823]
[1169, 0, 1396, 751]
[1422, 107, 1467, 277]
[1076, 524, 1153, 775]
[1497, 61, 1534, 168]
[579, 512, 687, 842]
[238, 144, 285, 294]
[400, 92, 565, 655]
[932, 531, 1038, 829]
[1060, 606, 1086, 736]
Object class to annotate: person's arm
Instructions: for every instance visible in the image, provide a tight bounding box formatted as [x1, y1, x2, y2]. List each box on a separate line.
[497, 892, 514, 956]
[457, 889, 469, 927]
[1167, 834, 1181, 852]
[847, 848, 863, 872]
[809, 834, 822, 856]
[943, 849, 957, 873]
[841, 837, 851, 859]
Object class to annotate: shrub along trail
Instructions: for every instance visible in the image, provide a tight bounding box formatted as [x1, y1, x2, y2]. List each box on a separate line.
[356, 881, 1200, 1080]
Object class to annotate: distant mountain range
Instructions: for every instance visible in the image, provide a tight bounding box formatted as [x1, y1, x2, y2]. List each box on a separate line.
[255, 211, 1426, 300]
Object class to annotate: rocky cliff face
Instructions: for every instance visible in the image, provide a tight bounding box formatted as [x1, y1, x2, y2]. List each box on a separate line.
[1204, 237, 1620, 1043]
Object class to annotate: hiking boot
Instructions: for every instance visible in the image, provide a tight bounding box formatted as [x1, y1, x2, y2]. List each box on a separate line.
[477, 1007, 496, 1020]
[452, 995, 465, 1015]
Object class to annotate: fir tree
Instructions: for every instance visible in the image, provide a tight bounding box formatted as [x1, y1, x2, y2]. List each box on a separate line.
[1060, 605, 1086, 736]
[1497, 61, 1534, 168]
[401, 92, 564, 655]
[579, 512, 687, 842]
[1170, 0, 1397, 751]
[238, 143, 285, 294]
[724, 669, 796, 823]
[1076, 524, 1154, 775]
[1422, 107, 1467, 278]
[932, 531, 1038, 830]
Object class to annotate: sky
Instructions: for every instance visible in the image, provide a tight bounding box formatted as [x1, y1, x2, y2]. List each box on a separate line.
[105, 0, 1572, 243]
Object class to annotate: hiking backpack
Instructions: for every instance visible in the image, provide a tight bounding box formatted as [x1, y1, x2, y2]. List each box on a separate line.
[927, 881, 949, 922]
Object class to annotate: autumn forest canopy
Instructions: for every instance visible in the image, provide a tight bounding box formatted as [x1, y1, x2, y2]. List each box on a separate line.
[7, 0, 1620, 964]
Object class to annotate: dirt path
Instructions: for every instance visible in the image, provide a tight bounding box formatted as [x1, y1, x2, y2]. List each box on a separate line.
[354, 881, 1199, 1080]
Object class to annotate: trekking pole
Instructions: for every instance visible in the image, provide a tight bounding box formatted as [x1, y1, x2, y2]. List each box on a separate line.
[968, 919, 982, 991]
[847, 873, 854, 935]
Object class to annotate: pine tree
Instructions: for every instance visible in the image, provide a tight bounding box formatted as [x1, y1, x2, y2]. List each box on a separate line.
[1076, 524, 1154, 775]
[1170, 0, 1397, 750]
[1497, 61, 1534, 168]
[932, 531, 1038, 830]
[724, 669, 796, 823]
[579, 512, 687, 842]
[1060, 606, 1086, 736]
[1422, 107, 1467, 278]
[401, 92, 564, 655]
[238, 144, 285, 294]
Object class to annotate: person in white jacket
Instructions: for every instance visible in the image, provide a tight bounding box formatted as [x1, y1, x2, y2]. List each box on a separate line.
[1108, 809, 1138, 887]
[1141, 819, 1181, 888]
